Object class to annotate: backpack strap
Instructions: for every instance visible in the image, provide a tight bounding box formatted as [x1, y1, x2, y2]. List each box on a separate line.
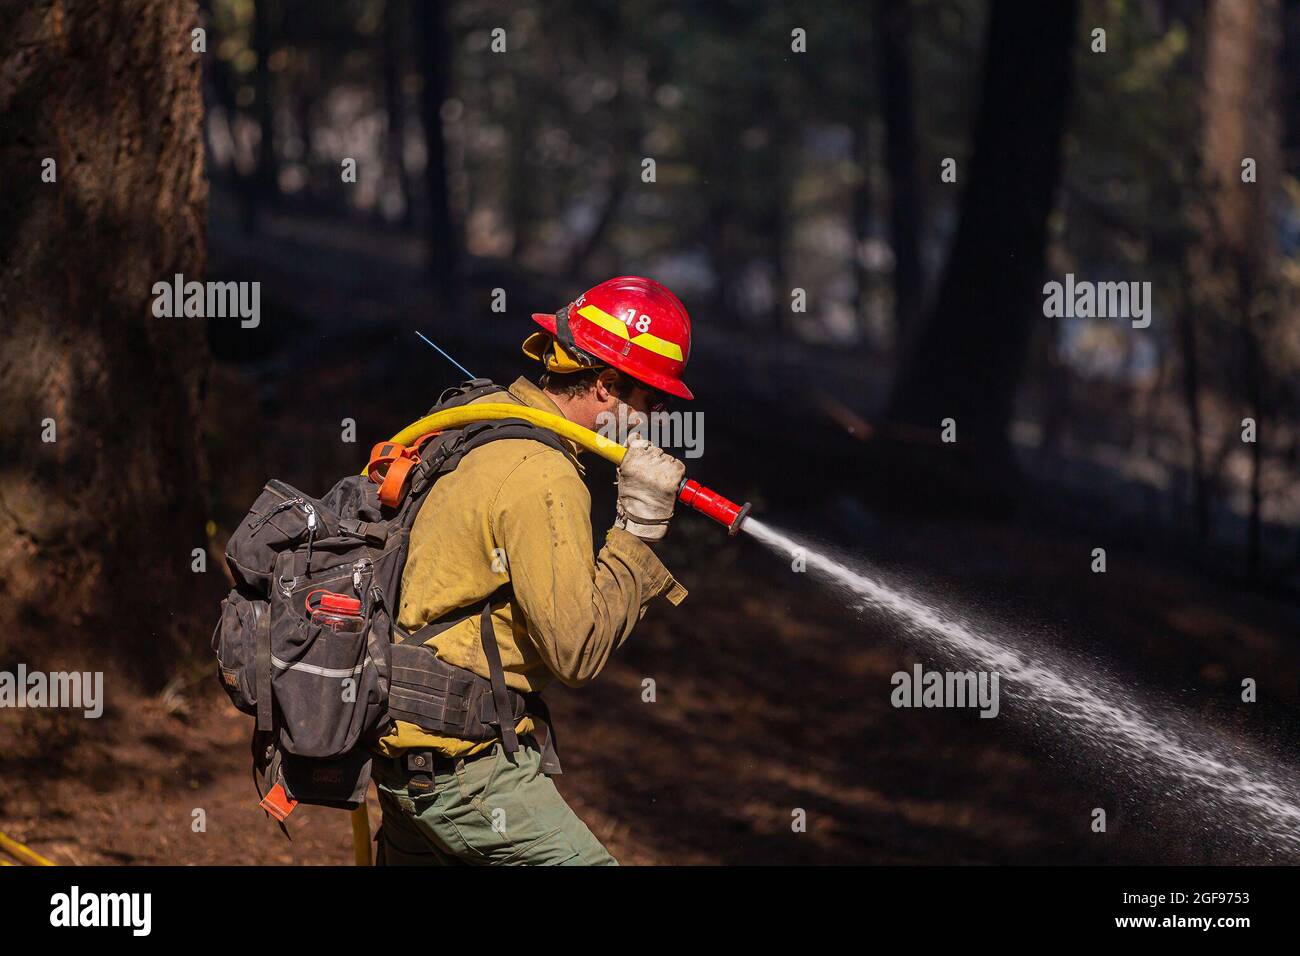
[250, 731, 292, 837]
[478, 596, 519, 755]
[380, 384, 576, 768]
[453, 419, 575, 468]
[254, 601, 273, 733]
[393, 599, 563, 774]
[474, 588, 562, 772]
[524, 692, 562, 775]
[428, 378, 510, 414]
[406, 418, 577, 502]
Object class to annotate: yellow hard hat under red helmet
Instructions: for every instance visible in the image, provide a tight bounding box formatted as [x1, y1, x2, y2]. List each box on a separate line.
[522, 276, 694, 400]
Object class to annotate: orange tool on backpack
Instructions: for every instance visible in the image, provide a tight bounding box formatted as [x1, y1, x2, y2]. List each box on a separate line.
[366, 433, 439, 508]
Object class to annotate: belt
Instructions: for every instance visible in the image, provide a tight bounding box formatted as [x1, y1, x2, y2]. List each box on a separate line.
[397, 745, 491, 792]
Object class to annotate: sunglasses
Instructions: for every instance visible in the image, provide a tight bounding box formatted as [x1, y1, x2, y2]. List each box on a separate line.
[607, 371, 672, 414]
[635, 384, 673, 414]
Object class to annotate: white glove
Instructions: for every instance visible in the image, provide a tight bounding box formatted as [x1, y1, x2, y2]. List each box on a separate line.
[615, 436, 685, 541]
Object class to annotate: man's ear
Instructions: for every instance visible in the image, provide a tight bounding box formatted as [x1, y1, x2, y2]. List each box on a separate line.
[593, 369, 621, 405]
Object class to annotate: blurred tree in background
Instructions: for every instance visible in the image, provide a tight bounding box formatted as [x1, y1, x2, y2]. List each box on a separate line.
[195, 0, 1300, 583]
[885, 0, 1079, 497]
[0, 0, 1296, 687]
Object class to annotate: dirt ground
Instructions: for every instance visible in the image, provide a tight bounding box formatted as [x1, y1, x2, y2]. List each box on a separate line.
[4, 216, 1298, 865]
[4, 499, 1298, 865]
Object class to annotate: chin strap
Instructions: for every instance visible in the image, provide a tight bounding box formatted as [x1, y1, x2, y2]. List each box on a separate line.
[554, 304, 576, 352]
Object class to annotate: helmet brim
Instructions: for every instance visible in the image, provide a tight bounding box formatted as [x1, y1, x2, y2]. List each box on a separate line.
[530, 312, 695, 400]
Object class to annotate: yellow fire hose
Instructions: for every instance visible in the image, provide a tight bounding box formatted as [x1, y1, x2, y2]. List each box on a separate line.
[0, 830, 55, 866]
[373, 403, 751, 535]
[380, 403, 630, 466]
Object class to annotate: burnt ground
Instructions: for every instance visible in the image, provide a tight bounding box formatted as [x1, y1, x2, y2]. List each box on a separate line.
[4, 493, 1299, 866]
[3, 211, 1299, 865]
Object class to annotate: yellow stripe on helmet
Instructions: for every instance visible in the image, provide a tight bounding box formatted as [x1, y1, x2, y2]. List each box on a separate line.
[576, 304, 685, 362]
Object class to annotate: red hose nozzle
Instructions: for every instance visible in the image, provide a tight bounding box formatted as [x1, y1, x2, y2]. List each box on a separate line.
[677, 478, 751, 536]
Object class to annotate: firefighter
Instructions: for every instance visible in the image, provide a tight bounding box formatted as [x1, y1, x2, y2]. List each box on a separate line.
[372, 276, 694, 865]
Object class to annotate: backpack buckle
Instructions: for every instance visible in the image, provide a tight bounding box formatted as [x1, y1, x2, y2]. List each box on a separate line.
[259, 783, 298, 822]
[339, 519, 387, 547]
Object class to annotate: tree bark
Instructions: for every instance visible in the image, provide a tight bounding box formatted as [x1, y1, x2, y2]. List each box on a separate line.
[0, 0, 212, 681]
[884, 0, 1078, 491]
[565, 86, 638, 281]
[851, 121, 874, 344]
[415, 0, 459, 313]
[877, 0, 924, 345]
[1200, 0, 1280, 577]
[1175, 286, 1210, 542]
[383, 0, 413, 227]
[252, 0, 277, 229]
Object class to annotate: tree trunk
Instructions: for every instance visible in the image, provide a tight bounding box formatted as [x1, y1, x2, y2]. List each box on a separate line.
[762, 117, 790, 336]
[851, 121, 874, 345]
[877, 0, 924, 346]
[566, 86, 638, 281]
[252, 0, 277, 230]
[1200, 0, 1280, 577]
[0, 0, 213, 682]
[507, 71, 535, 259]
[202, 8, 257, 229]
[884, 0, 1078, 494]
[1241, 267, 1264, 574]
[383, 0, 413, 227]
[415, 0, 459, 313]
[707, 198, 742, 325]
[1175, 288, 1210, 542]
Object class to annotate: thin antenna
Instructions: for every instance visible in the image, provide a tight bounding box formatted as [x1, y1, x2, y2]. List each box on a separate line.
[415, 330, 476, 380]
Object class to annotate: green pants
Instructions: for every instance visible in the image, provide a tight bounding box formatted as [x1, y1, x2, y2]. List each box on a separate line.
[373, 739, 617, 866]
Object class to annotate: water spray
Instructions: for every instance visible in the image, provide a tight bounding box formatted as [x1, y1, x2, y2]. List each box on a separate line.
[741, 517, 1300, 859]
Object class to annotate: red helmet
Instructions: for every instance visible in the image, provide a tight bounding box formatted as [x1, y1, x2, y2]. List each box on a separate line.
[528, 276, 694, 400]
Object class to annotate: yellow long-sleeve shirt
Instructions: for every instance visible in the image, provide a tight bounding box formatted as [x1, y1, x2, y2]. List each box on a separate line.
[373, 377, 686, 757]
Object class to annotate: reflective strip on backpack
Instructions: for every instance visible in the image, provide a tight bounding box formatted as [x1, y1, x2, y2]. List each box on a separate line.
[271, 655, 372, 679]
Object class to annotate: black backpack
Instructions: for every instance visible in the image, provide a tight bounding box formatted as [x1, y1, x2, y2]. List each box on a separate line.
[211, 380, 572, 824]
